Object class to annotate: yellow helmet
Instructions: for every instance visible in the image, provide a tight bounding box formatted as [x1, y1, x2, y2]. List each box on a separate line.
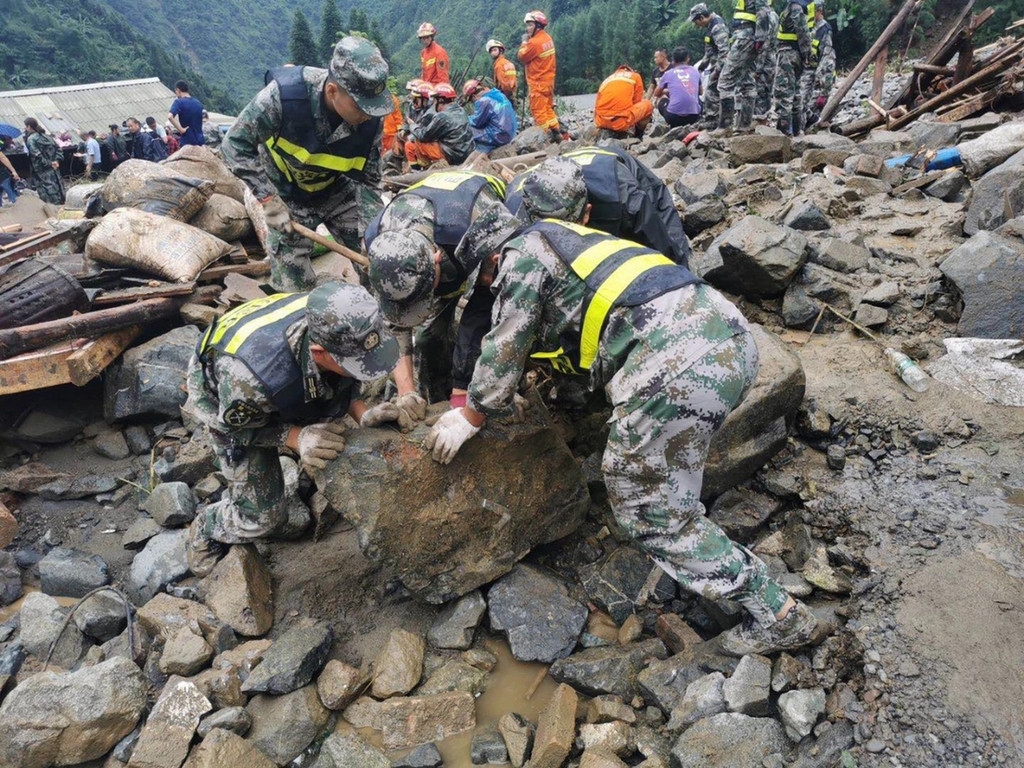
[524, 10, 549, 26]
[485, 38, 505, 53]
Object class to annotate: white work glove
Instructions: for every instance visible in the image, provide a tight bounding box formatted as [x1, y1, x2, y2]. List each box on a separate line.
[262, 194, 292, 233]
[296, 421, 347, 472]
[361, 402, 415, 432]
[395, 392, 428, 422]
[512, 393, 531, 424]
[424, 409, 480, 464]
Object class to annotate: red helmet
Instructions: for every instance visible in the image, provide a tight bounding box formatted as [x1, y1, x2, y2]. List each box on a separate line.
[524, 10, 549, 26]
[433, 83, 457, 101]
[462, 79, 485, 97]
[413, 84, 435, 100]
[417, 22, 437, 38]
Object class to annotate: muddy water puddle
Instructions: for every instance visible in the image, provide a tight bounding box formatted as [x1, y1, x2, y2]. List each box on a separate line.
[974, 487, 1024, 579]
[0, 585, 79, 625]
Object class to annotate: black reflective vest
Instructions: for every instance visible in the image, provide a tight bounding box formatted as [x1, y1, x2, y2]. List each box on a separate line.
[527, 220, 701, 374]
[734, 0, 757, 25]
[778, 0, 815, 44]
[264, 66, 380, 195]
[197, 294, 352, 423]
[704, 14, 728, 50]
[811, 20, 831, 61]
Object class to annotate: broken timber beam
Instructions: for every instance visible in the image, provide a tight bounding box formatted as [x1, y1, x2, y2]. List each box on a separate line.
[872, 47, 888, 103]
[196, 260, 271, 282]
[818, 0, 921, 126]
[887, 0, 975, 107]
[0, 326, 141, 394]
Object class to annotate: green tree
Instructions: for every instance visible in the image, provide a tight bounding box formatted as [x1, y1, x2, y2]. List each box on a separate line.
[349, 8, 370, 34]
[319, 0, 344, 59]
[289, 10, 319, 67]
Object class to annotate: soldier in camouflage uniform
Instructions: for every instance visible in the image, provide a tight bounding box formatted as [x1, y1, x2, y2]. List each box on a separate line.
[773, 0, 813, 135]
[183, 282, 404, 576]
[222, 37, 393, 292]
[364, 170, 508, 407]
[23, 118, 64, 205]
[425, 160, 819, 656]
[754, 5, 779, 119]
[689, 4, 730, 129]
[801, 5, 835, 129]
[714, 0, 773, 134]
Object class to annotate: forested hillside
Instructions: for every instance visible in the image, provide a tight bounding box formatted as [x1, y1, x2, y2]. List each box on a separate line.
[0, 0, 235, 111]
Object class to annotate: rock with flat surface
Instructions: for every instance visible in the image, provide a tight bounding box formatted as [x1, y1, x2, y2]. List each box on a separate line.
[499, 711, 534, 767]
[317, 659, 368, 710]
[674, 171, 728, 204]
[196, 707, 252, 738]
[309, 731, 390, 768]
[319, 400, 589, 604]
[853, 302, 888, 328]
[668, 672, 727, 730]
[199, 545, 274, 636]
[20, 591, 90, 669]
[472, 723, 509, 764]
[123, 517, 164, 550]
[241, 622, 332, 695]
[579, 721, 632, 756]
[376, 692, 476, 749]
[778, 687, 826, 741]
[580, 547, 674, 624]
[245, 685, 329, 765]
[105, 326, 200, 421]
[0, 657, 146, 768]
[159, 627, 214, 677]
[417, 659, 487, 696]
[39, 547, 110, 598]
[728, 135, 792, 166]
[579, 750, 630, 768]
[0, 501, 18, 548]
[637, 645, 737, 715]
[939, 230, 1024, 338]
[964, 160, 1024, 235]
[73, 589, 128, 642]
[391, 743, 444, 768]
[488, 564, 587, 663]
[723, 654, 771, 716]
[371, 628, 424, 698]
[128, 529, 190, 605]
[784, 200, 830, 231]
[427, 590, 486, 650]
[94, 429, 131, 459]
[670, 713, 788, 768]
[530, 684, 578, 768]
[137, 593, 218, 639]
[182, 728, 275, 768]
[813, 238, 870, 273]
[128, 679, 212, 768]
[144, 482, 197, 527]
[549, 639, 667, 699]
[708, 488, 781, 540]
[697, 216, 808, 299]
[654, 615, 703, 656]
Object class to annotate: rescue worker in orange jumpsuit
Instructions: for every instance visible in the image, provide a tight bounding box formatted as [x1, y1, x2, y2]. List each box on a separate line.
[487, 39, 518, 102]
[517, 10, 564, 143]
[594, 64, 653, 139]
[418, 22, 450, 85]
[381, 92, 403, 154]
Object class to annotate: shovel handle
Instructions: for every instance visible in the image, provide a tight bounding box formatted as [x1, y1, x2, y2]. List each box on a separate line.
[290, 221, 370, 268]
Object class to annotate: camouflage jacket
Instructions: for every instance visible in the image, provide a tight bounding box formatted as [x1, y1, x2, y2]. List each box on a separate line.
[780, 2, 812, 61]
[755, 4, 776, 44]
[812, 19, 836, 86]
[467, 229, 747, 417]
[222, 66, 382, 201]
[703, 14, 730, 65]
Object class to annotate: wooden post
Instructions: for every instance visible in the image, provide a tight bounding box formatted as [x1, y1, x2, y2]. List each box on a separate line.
[872, 46, 888, 103]
[818, 0, 921, 126]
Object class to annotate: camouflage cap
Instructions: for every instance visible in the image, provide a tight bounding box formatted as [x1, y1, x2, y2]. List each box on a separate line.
[454, 202, 522, 268]
[689, 2, 710, 19]
[518, 156, 588, 224]
[367, 229, 437, 328]
[306, 282, 398, 381]
[329, 36, 393, 118]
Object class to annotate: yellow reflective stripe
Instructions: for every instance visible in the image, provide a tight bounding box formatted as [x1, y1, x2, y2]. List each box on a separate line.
[704, 35, 712, 43]
[538, 48, 556, 58]
[204, 293, 296, 349]
[437, 281, 468, 299]
[812, 38, 820, 49]
[529, 348, 580, 375]
[223, 296, 308, 355]
[778, 32, 798, 40]
[270, 135, 367, 173]
[565, 147, 616, 166]
[579, 254, 673, 370]
[734, 11, 757, 21]
[572, 240, 632, 278]
[266, 140, 294, 182]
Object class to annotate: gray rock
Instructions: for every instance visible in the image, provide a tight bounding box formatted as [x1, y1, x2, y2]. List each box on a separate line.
[36, 474, 119, 500]
[488, 564, 587, 663]
[245, 685, 330, 765]
[784, 201, 830, 231]
[667, 672, 726, 730]
[376, 692, 476, 749]
[73, 590, 128, 642]
[104, 326, 200, 421]
[637, 646, 736, 714]
[671, 713, 789, 768]
[417, 660, 487, 696]
[781, 284, 820, 328]
[143, 482, 197, 527]
[723, 654, 771, 716]
[697, 216, 808, 298]
[906, 120, 960, 148]
[683, 199, 728, 236]
[129, 678, 211, 768]
[197, 706, 252, 738]
[39, 547, 110, 598]
[801, 148, 854, 173]
[924, 169, 968, 202]
[862, 281, 901, 306]
[794, 263, 862, 315]
[703, 326, 805, 499]
[512, 126, 554, 153]
[199, 544, 274, 637]
[498, 711, 534, 768]
[320, 398, 589, 604]
[777, 687, 826, 740]
[472, 723, 509, 764]
[392, 743, 444, 767]
[826, 445, 846, 471]
[0, 551, 23, 606]
[124, 425, 153, 455]
[813, 238, 870, 273]
[791, 133, 857, 154]
[20, 591, 90, 669]
[853, 302, 888, 328]
[159, 627, 214, 676]
[708, 488, 781, 540]
[940, 230, 1024, 338]
[964, 154, 1024, 235]
[0, 657, 147, 768]
[427, 590, 486, 650]
[857, 129, 917, 157]
[153, 430, 218, 485]
[580, 546, 674, 624]
[123, 517, 164, 551]
[317, 659, 368, 710]
[674, 171, 728, 204]
[842, 176, 892, 197]
[241, 622, 333, 695]
[127, 529, 190, 605]
[728, 134, 792, 165]
[112, 727, 141, 763]
[790, 720, 855, 768]
[94, 430, 131, 459]
[310, 732, 390, 768]
[549, 638, 668, 699]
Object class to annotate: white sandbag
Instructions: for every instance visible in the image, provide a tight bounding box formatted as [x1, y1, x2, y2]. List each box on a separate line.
[957, 121, 1024, 178]
[101, 159, 214, 220]
[85, 207, 231, 282]
[163, 144, 248, 202]
[189, 194, 252, 241]
[63, 181, 104, 211]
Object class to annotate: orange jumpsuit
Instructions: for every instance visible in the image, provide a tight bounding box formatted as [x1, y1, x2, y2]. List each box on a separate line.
[493, 54, 518, 101]
[594, 67, 653, 133]
[420, 41, 451, 85]
[517, 29, 559, 131]
[382, 94, 403, 153]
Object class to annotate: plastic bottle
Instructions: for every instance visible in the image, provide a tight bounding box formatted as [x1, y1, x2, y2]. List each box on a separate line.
[884, 347, 930, 393]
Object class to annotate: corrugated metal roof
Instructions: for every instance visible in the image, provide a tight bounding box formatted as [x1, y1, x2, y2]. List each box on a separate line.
[0, 78, 235, 136]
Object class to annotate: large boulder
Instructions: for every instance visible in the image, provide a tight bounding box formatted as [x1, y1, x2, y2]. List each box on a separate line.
[963, 154, 1024, 235]
[728, 135, 792, 166]
[0, 657, 147, 768]
[104, 326, 200, 421]
[671, 712, 789, 767]
[939, 230, 1024, 338]
[696, 216, 809, 298]
[703, 325, 805, 499]
[319, 401, 589, 603]
[128, 529, 190, 605]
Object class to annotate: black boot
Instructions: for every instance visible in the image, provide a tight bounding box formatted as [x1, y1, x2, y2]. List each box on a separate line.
[777, 117, 792, 136]
[791, 108, 804, 136]
[712, 97, 735, 136]
[549, 127, 563, 144]
[736, 101, 754, 133]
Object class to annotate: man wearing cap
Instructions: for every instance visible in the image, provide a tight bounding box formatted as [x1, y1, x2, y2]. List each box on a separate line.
[418, 23, 451, 85]
[801, 4, 834, 130]
[689, 3, 730, 128]
[222, 36, 393, 292]
[364, 170, 508, 407]
[773, 0, 813, 135]
[505, 147, 691, 267]
[425, 158, 820, 658]
[184, 282, 406, 575]
[404, 83, 472, 170]
[714, 0, 772, 135]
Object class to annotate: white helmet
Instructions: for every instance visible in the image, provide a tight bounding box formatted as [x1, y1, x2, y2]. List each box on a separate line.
[524, 10, 549, 26]
[485, 38, 505, 53]
[416, 22, 437, 38]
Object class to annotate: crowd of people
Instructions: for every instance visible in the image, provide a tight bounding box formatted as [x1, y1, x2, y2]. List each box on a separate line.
[190, 24, 826, 660]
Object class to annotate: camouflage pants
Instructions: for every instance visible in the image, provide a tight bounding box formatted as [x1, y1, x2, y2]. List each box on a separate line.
[32, 168, 64, 205]
[601, 327, 788, 627]
[717, 34, 758, 107]
[195, 430, 288, 544]
[270, 183, 383, 292]
[774, 47, 804, 131]
[702, 64, 723, 123]
[415, 296, 459, 404]
[754, 44, 778, 116]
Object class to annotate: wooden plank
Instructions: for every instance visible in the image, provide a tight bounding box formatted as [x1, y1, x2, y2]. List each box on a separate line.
[913, 64, 955, 76]
[92, 282, 196, 307]
[0, 228, 78, 269]
[887, 0, 975, 108]
[872, 46, 888, 103]
[0, 342, 77, 395]
[891, 170, 948, 196]
[0, 224, 22, 234]
[66, 326, 142, 386]
[936, 93, 992, 122]
[196, 260, 271, 282]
